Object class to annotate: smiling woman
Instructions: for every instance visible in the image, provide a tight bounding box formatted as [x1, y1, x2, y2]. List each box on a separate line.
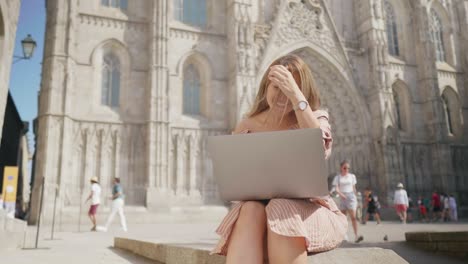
[211, 54, 346, 264]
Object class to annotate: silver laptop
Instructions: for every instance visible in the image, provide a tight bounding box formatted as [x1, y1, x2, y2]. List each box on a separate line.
[207, 128, 329, 201]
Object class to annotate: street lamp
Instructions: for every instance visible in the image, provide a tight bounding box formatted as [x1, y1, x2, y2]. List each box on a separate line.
[13, 34, 37, 64]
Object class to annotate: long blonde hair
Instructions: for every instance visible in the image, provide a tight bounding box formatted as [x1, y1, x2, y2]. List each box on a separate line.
[247, 54, 320, 118]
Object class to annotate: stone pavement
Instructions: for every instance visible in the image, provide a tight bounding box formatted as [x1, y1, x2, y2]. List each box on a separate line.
[0, 221, 466, 263]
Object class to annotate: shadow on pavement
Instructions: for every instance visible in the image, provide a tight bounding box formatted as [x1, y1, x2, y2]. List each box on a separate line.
[340, 241, 466, 264]
[108, 246, 162, 264]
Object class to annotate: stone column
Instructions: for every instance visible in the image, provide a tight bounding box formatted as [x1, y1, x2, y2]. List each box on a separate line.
[146, 0, 171, 210]
[189, 136, 201, 199]
[30, 0, 76, 224]
[353, 0, 396, 203]
[455, 1, 468, 139]
[0, 0, 20, 143]
[227, 0, 257, 128]
[176, 135, 185, 196]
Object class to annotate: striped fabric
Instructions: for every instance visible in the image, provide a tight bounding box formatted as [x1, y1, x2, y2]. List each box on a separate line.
[211, 198, 348, 255]
[211, 110, 347, 256]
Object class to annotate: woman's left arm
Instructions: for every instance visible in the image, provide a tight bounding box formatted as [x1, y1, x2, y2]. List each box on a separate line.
[269, 65, 333, 158]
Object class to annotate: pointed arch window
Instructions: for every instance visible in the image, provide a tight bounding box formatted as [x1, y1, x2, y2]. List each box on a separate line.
[430, 9, 446, 62]
[183, 64, 201, 115]
[102, 53, 121, 107]
[393, 88, 403, 130]
[384, 1, 399, 56]
[174, 0, 207, 28]
[101, 0, 127, 10]
[441, 93, 454, 134]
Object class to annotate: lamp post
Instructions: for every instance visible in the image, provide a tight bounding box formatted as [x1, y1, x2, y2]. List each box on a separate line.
[13, 34, 37, 64]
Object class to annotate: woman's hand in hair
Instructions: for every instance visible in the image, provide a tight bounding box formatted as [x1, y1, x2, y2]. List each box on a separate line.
[268, 65, 305, 104]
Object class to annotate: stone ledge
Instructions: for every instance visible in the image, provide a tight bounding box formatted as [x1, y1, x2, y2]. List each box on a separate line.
[406, 231, 468, 242]
[114, 237, 409, 264]
[0, 210, 27, 250]
[406, 232, 468, 261]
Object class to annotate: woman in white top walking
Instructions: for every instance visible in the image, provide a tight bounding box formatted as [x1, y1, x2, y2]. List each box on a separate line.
[333, 160, 363, 243]
[393, 183, 409, 224]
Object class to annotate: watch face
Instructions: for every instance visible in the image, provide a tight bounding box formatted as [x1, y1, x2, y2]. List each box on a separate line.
[299, 101, 308, 110]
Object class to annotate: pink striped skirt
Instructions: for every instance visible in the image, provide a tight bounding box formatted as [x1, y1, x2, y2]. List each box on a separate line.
[211, 197, 348, 255]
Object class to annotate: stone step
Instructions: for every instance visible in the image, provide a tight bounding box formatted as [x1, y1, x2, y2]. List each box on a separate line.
[114, 237, 409, 264]
[406, 231, 468, 260]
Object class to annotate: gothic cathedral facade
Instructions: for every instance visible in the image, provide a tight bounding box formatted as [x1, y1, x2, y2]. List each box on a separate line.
[30, 0, 468, 223]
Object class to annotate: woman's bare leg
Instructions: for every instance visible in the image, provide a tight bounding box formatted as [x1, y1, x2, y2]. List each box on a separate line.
[267, 228, 307, 264]
[347, 209, 358, 238]
[226, 201, 267, 264]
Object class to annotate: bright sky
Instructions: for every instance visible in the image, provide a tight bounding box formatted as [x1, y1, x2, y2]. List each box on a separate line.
[9, 0, 46, 150]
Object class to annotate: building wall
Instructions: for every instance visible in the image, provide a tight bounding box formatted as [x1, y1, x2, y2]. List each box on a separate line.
[31, 0, 468, 224]
[0, 0, 21, 144]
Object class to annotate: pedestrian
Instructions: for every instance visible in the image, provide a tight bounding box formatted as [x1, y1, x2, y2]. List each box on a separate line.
[418, 196, 428, 222]
[442, 193, 450, 222]
[393, 183, 409, 224]
[362, 187, 371, 224]
[448, 194, 458, 222]
[211, 54, 347, 263]
[431, 191, 441, 222]
[363, 189, 382, 225]
[407, 196, 414, 223]
[333, 160, 363, 243]
[101, 177, 127, 232]
[85, 177, 101, 231]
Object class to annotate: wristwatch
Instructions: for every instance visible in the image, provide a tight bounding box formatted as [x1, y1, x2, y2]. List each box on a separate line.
[293, 100, 309, 111]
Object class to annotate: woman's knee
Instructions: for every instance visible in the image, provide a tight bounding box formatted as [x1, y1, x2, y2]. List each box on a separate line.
[239, 201, 266, 221]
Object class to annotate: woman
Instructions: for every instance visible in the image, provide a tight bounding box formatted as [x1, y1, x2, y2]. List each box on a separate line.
[211, 54, 347, 264]
[333, 161, 364, 243]
[393, 183, 409, 224]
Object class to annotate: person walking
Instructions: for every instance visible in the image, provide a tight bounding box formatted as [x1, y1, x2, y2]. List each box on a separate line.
[449, 194, 458, 222]
[362, 187, 371, 224]
[407, 196, 414, 223]
[333, 160, 363, 243]
[101, 177, 128, 232]
[363, 189, 382, 225]
[431, 191, 441, 222]
[85, 177, 101, 231]
[393, 183, 409, 224]
[418, 196, 428, 222]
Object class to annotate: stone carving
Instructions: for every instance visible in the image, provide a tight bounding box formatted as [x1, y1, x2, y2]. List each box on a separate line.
[79, 14, 147, 32]
[372, 0, 383, 19]
[170, 127, 226, 200]
[254, 23, 272, 68]
[273, 0, 343, 65]
[169, 28, 226, 43]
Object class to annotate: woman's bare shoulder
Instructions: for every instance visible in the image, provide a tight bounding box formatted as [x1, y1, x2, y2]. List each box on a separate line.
[232, 117, 255, 134]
